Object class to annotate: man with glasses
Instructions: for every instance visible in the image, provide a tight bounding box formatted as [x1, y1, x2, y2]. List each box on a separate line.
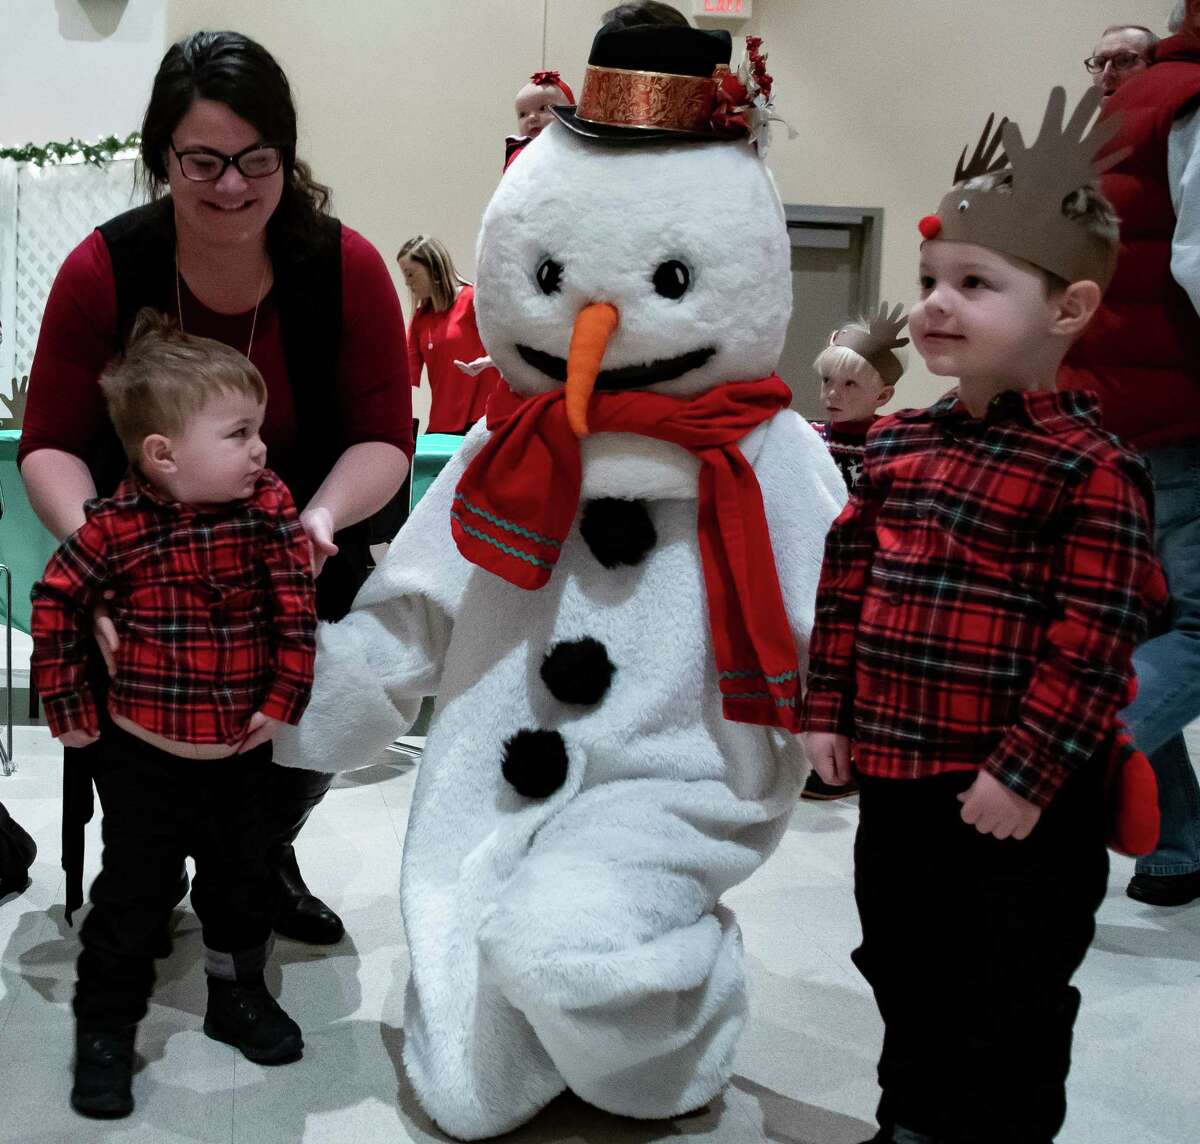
[1085, 24, 1157, 99]
[1062, 2, 1200, 908]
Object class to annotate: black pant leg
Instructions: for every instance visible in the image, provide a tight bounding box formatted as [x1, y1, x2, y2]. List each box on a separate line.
[74, 729, 190, 1031]
[944, 766, 1109, 1144]
[189, 745, 279, 979]
[854, 772, 973, 1140]
[856, 768, 1109, 1144]
[260, 763, 334, 863]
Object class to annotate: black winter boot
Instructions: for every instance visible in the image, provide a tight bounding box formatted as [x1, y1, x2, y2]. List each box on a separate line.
[264, 768, 344, 945]
[71, 1026, 135, 1118]
[274, 843, 344, 944]
[203, 976, 302, 1064]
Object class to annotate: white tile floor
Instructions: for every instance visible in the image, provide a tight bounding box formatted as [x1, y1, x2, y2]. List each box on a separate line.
[1, 721, 1198, 1144]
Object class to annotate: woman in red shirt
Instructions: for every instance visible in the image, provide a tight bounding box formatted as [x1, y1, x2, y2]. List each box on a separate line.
[398, 235, 502, 434]
[21, 32, 413, 962]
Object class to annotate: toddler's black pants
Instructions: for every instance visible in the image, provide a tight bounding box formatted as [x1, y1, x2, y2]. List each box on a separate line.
[852, 766, 1108, 1144]
[74, 723, 278, 1030]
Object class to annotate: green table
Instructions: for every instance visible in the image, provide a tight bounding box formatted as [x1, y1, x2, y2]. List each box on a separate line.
[0, 430, 465, 635]
[411, 433, 464, 511]
[0, 431, 59, 635]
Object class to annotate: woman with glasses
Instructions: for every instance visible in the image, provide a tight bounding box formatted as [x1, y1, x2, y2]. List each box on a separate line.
[20, 32, 413, 953]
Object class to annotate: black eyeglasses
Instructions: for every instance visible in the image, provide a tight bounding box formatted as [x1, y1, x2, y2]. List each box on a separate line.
[1084, 50, 1145, 74]
[169, 141, 286, 182]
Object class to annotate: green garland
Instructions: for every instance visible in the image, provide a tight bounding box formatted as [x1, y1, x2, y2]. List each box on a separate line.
[0, 133, 141, 168]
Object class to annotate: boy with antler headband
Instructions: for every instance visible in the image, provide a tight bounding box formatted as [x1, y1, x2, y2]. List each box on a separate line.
[811, 303, 909, 493]
[801, 87, 1166, 1144]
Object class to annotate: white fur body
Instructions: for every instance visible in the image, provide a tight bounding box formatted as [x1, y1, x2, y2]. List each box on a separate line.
[274, 120, 848, 1139]
[278, 416, 845, 1139]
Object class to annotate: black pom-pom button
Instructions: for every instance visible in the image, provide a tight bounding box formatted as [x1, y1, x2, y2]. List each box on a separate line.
[540, 638, 615, 706]
[501, 728, 569, 799]
[580, 498, 656, 569]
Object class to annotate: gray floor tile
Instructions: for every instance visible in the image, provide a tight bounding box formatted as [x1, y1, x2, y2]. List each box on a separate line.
[1, 723, 1197, 1142]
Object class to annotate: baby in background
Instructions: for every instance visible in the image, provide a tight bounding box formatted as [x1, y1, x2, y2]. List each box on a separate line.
[506, 69, 575, 169]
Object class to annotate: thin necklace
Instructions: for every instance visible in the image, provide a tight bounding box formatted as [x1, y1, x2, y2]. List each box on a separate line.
[175, 252, 270, 360]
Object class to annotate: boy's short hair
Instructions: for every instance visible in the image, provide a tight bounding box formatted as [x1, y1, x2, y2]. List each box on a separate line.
[812, 341, 886, 388]
[961, 170, 1119, 291]
[100, 308, 267, 461]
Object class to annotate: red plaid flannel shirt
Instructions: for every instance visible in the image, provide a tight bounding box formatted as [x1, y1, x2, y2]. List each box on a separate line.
[801, 389, 1166, 808]
[32, 469, 317, 745]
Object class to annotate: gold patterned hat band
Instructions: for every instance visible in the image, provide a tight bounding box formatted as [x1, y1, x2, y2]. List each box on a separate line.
[576, 63, 728, 135]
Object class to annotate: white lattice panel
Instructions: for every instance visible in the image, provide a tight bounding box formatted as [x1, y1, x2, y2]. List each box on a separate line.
[0, 161, 18, 390]
[1, 156, 145, 394]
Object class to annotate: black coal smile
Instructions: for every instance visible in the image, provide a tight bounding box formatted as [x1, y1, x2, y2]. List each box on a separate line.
[516, 344, 716, 390]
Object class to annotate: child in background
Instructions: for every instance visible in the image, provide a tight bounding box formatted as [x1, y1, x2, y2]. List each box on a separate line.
[801, 89, 1165, 1144]
[810, 304, 907, 492]
[31, 312, 317, 1119]
[398, 235, 503, 435]
[803, 305, 907, 801]
[506, 70, 575, 169]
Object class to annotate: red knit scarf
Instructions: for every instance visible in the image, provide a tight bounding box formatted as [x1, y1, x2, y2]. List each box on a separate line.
[452, 376, 801, 730]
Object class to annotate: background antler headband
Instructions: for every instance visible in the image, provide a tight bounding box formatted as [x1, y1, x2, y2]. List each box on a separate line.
[833, 302, 909, 388]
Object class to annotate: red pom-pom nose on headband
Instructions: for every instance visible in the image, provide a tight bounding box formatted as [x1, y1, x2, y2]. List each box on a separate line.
[918, 215, 942, 240]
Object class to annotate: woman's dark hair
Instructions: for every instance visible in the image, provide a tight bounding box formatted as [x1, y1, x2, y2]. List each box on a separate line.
[139, 31, 331, 250]
[600, 3, 690, 28]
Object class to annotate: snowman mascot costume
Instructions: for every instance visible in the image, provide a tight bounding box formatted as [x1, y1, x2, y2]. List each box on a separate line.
[280, 23, 845, 1140]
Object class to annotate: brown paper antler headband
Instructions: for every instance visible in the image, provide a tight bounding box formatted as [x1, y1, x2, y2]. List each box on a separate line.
[917, 86, 1127, 288]
[832, 302, 909, 388]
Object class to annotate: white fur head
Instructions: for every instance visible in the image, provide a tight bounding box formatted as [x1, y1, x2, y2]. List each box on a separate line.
[474, 124, 792, 398]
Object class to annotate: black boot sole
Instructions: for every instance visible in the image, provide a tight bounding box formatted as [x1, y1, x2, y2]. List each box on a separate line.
[1127, 872, 1200, 907]
[273, 894, 345, 945]
[70, 1092, 134, 1119]
[203, 1018, 303, 1064]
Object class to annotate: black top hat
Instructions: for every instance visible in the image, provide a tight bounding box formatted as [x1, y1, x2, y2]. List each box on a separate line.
[553, 24, 736, 144]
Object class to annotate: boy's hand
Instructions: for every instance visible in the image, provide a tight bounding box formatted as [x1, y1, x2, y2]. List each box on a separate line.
[299, 506, 339, 577]
[92, 592, 119, 677]
[58, 728, 99, 748]
[238, 711, 282, 753]
[957, 770, 1042, 840]
[804, 732, 853, 786]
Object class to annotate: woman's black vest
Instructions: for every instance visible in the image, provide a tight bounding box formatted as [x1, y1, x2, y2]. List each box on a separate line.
[98, 197, 367, 618]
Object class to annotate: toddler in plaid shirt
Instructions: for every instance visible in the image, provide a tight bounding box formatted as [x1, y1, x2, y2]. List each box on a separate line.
[30, 312, 317, 1118]
[801, 90, 1166, 1144]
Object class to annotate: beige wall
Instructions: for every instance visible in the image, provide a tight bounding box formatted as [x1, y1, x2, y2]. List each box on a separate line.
[165, 0, 1178, 414]
[1, 0, 166, 146]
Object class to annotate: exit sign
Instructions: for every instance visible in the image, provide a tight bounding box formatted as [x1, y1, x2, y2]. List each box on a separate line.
[692, 0, 751, 18]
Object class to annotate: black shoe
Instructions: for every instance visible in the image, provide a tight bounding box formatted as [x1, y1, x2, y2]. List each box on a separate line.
[71, 1027, 135, 1118]
[802, 772, 859, 801]
[1127, 870, 1200, 907]
[203, 977, 303, 1064]
[0, 802, 36, 898]
[273, 846, 344, 945]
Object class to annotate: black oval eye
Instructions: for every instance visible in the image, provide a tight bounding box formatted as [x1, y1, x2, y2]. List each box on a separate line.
[536, 258, 563, 295]
[653, 260, 690, 300]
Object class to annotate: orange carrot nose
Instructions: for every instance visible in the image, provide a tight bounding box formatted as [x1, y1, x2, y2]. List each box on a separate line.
[565, 302, 619, 438]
